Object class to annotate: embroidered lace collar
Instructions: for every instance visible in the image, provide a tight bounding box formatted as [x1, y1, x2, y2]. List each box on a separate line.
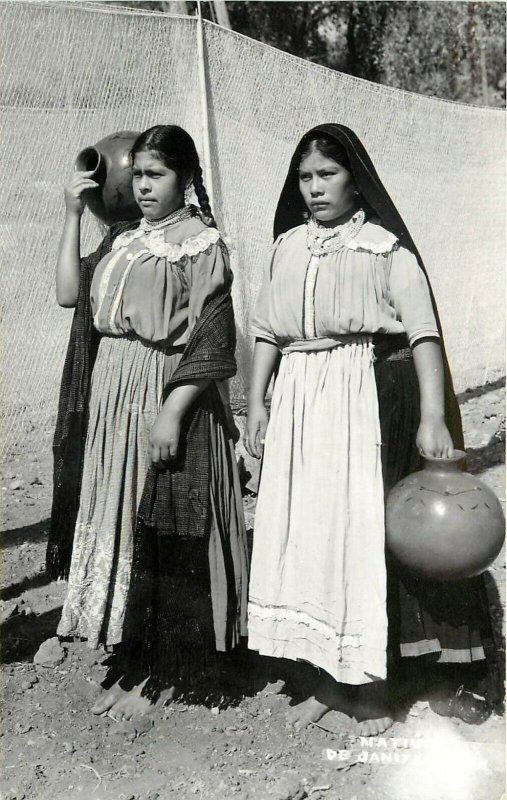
[111, 224, 222, 264]
[346, 219, 399, 255]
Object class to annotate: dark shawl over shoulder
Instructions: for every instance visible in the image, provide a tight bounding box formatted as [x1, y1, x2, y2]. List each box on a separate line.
[47, 225, 236, 578]
[47, 221, 139, 579]
[136, 289, 237, 538]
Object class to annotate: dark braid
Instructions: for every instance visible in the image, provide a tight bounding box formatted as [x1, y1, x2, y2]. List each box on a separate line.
[192, 165, 216, 228]
[131, 124, 217, 227]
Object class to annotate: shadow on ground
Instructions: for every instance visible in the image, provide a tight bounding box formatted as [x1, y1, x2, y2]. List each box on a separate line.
[1, 606, 63, 664]
[1, 571, 52, 602]
[466, 431, 505, 475]
[456, 376, 505, 404]
[2, 518, 50, 549]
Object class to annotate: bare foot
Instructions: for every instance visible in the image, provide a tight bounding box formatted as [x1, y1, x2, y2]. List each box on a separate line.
[110, 678, 176, 721]
[287, 680, 355, 731]
[91, 679, 128, 715]
[354, 682, 393, 737]
[287, 696, 332, 730]
[356, 715, 393, 736]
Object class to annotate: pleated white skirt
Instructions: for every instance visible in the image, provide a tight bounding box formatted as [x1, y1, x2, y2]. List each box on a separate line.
[248, 339, 388, 684]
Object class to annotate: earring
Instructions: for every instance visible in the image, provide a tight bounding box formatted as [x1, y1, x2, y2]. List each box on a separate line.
[353, 189, 360, 197]
[184, 183, 193, 204]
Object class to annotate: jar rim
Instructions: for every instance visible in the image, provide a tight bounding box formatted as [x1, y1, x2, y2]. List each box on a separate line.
[420, 448, 466, 465]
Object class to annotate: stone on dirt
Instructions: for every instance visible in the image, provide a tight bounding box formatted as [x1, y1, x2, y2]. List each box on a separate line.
[271, 777, 307, 800]
[33, 637, 66, 668]
[108, 721, 137, 742]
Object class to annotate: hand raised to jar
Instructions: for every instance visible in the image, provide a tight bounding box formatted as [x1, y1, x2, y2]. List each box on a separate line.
[56, 170, 99, 307]
[64, 169, 98, 217]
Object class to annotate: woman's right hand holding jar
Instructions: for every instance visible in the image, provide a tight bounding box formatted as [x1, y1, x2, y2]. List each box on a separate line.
[64, 169, 99, 217]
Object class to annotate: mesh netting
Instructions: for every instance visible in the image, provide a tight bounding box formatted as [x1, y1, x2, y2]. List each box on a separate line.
[0, 1, 505, 457]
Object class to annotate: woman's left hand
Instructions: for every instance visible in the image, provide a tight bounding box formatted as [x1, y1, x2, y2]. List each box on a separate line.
[416, 415, 454, 459]
[149, 408, 182, 467]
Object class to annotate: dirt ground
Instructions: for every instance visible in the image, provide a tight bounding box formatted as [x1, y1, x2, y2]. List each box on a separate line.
[1, 381, 505, 800]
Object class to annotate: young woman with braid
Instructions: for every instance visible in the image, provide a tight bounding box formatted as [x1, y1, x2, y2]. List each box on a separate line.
[48, 125, 248, 717]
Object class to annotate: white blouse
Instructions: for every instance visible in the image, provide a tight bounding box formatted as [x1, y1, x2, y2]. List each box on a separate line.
[250, 219, 439, 348]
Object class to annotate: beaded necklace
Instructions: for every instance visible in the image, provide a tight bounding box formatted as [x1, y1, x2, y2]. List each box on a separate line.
[306, 208, 366, 256]
[140, 204, 193, 232]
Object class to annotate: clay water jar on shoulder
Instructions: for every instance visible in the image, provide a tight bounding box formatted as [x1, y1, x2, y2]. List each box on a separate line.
[75, 130, 142, 226]
[386, 450, 505, 581]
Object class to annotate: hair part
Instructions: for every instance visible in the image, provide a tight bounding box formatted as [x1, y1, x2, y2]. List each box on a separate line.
[296, 134, 352, 174]
[130, 125, 216, 226]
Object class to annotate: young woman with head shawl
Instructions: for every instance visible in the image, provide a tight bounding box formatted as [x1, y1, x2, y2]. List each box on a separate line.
[245, 124, 499, 734]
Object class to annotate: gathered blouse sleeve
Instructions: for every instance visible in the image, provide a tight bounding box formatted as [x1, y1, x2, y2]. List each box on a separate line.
[185, 238, 232, 330]
[388, 246, 440, 346]
[249, 236, 283, 345]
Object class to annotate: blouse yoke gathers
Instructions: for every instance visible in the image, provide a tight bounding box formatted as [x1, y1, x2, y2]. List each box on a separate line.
[250, 219, 439, 349]
[91, 215, 230, 346]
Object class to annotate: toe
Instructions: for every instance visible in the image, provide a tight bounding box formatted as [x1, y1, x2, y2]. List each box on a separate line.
[381, 716, 393, 733]
[91, 683, 126, 715]
[109, 708, 124, 721]
[357, 715, 393, 737]
[357, 718, 372, 736]
[91, 692, 114, 715]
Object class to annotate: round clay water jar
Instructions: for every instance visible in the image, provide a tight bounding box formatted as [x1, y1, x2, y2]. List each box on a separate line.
[75, 130, 141, 226]
[385, 449, 505, 581]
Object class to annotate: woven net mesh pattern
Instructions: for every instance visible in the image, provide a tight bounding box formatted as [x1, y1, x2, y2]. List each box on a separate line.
[1, 1, 505, 456]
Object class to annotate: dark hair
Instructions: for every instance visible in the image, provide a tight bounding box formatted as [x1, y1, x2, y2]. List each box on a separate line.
[296, 134, 352, 174]
[130, 125, 216, 226]
[294, 133, 371, 214]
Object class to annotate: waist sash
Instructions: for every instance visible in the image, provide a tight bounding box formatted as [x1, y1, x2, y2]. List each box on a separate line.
[280, 334, 371, 354]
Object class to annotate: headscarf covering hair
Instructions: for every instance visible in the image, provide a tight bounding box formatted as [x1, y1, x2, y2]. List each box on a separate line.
[276, 124, 416, 252]
[274, 123, 463, 448]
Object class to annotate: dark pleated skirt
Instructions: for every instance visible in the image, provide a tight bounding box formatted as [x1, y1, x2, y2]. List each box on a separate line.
[373, 335, 501, 701]
[114, 408, 249, 701]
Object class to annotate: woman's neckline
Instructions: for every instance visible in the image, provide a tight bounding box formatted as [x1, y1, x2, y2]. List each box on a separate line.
[307, 208, 366, 248]
[140, 204, 194, 232]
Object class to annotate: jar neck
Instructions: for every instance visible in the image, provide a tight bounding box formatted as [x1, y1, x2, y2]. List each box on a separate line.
[421, 450, 466, 472]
